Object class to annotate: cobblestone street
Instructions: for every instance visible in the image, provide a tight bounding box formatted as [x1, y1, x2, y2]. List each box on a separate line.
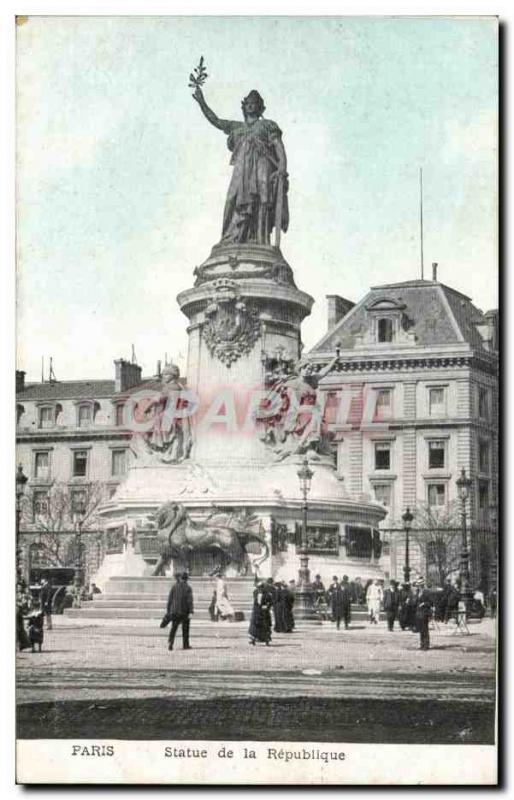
[17, 617, 496, 743]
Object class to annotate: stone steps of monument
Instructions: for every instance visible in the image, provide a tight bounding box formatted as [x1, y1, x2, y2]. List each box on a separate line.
[65, 575, 371, 623]
[64, 602, 370, 622]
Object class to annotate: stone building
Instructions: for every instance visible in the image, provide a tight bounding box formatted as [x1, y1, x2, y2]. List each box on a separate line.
[16, 271, 498, 592]
[306, 267, 499, 588]
[15, 358, 148, 581]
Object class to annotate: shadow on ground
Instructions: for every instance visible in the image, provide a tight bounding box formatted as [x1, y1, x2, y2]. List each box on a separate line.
[17, 696, 495, 744]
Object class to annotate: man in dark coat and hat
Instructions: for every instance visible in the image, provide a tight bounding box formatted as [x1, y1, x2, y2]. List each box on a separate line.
[162, 573, 194, 651]
[383, 579, 400, 631]
[327, 576, 345, 630]
[340, 575, 352, 629]
[414, 578, 433, 650]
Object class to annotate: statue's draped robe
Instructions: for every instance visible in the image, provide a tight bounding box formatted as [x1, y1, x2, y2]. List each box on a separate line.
[218, 117, 289, 244]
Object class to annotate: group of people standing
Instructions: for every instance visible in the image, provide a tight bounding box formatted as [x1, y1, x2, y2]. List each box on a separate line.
[312, 575, 352, 630]
[249, 578, 296, 645]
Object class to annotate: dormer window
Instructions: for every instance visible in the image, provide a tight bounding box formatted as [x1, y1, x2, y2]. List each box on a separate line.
[354, 296, 415, 348]
[378, 318, 393, 343]
[74, 400, 98, 428]
[39, 406, 55, 429]
[78, 404, 92, 427]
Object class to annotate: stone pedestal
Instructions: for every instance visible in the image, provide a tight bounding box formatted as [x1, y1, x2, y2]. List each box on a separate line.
[97, 242, 388, 590]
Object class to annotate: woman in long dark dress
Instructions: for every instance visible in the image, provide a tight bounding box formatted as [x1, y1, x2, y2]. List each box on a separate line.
[16, 595, 31, 652]
[249, 583, 273, 645]
[273, 582, 289, 633]
[284, 582, 296, 632]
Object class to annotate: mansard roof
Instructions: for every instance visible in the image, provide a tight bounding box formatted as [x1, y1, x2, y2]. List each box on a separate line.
[310, 279, 493, 354]
[16, 375, 186, 402]
[16, 379, 116, 402]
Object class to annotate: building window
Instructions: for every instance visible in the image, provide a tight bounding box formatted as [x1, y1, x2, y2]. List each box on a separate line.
[479, 441, 490, 473]
[478, 480, 489, 510]
[70, 487, 87, 511]
[478, 387, 489, 419]
[34, 451, 50, 480]
[378, 318, 393, 343]
[39, 406, 55, 429]
[17, 404, 25, 425]
[78, 404, 92, 427]
[373, 483, 391, 508]
[427, 483, 446, 507]
[427, 540, 447, 566]
[72, 450, 88, 478]
[111, 449, 127, 477]
[429, 387, 445, 417]
[115, 404, 125, 426]
[374, 389, 392, 420]
[428, 440, 446, 469]
[374, 442, 391, 470]
[32, 489, 49, 519]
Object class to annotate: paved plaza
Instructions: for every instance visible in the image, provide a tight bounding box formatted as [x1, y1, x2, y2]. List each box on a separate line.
[17, 616, 496, 744]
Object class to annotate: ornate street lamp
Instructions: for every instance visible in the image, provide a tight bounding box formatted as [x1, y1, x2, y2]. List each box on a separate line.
[297, 457, 314, 587]
[401, 507, 414, 584]
[72, 494, 87, 607]
[16, 465, 28, 589]
[456, 468, 473, 612]
[294, 457, 320, 623]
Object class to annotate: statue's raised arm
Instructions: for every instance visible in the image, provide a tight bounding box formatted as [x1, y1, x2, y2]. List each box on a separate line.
[192, 87, 238, 135]
[190, 67, 289, 247]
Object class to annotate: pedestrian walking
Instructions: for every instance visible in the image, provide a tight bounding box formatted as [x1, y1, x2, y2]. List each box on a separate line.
[249, 582, 273, 645]
[383, 579, 400, 631]
[366, 579, 383, 625]
[284, 581, 296, 632]
[16, 593, 30, 652]
[161, 573, 194, 651]
[273, 582, 288, 632]
[340, 575, 352, 629]
[214, 571, 235, 622]
[327, 577, 344, 630]
[40, 578, 53, 630]
[414, 578, 433, 650]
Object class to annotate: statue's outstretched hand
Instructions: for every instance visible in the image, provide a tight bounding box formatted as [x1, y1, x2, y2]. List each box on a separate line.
[192, 86, 204, 104]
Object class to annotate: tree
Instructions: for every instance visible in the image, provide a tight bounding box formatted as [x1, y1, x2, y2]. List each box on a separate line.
[21, 482, 105, 568]
[406, 501, 462, 586]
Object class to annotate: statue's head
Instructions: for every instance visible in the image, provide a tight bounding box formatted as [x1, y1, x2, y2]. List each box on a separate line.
[241, 90, 265, 120]
[162, 362, 180, 383]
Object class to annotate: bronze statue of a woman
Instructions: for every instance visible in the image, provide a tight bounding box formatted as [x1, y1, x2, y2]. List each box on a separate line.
[193, 86, 289, 247]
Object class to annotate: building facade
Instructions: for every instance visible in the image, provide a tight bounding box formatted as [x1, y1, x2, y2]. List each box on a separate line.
[306, 271, 498, 589]
[16, 273, 499, 593]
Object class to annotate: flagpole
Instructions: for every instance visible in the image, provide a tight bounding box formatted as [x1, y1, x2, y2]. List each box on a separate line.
[420, 167, 424, 280]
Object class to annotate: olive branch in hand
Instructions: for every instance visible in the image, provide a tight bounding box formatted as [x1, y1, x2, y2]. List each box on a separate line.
[188, 56, 208, 89]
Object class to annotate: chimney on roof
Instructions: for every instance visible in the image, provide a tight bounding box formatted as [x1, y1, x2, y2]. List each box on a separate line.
[16, 370, 25, 393]
[326, 295, 355, 332]
[477, 309, 499, 352]
[156, 360, 162, 378]
[432, 262, 438, 282]
[114, 358, 142, 393]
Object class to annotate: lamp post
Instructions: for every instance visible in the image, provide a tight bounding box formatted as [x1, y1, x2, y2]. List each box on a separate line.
[297, 457, 314, 587]
[72, 494, 86, 607]
[294, 458, 320, 623]
[15, 465, 28, 589]
[456, 468, 473, 612]
[402, 507, 414, 584]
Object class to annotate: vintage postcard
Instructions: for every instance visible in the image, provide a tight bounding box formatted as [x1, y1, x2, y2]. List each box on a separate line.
[15, 15, 498, 785]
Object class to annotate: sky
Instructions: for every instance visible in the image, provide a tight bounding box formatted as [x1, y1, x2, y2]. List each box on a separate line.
[16, 15, 498, 382]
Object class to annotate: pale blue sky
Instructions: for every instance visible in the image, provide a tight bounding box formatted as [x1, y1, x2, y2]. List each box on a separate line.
[16, 16, 498, 381]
